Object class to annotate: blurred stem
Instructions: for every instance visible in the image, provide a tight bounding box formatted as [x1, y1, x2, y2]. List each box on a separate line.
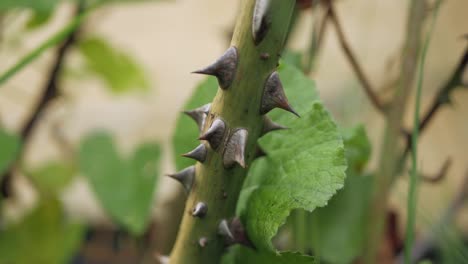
[292, 210, 309, 253]
[0, 2, 84, 198]
[0, 9, 87, 86]
[405, 2, 440, 262]
[304, 3, 330, 74]
[364, 0, 426, 262]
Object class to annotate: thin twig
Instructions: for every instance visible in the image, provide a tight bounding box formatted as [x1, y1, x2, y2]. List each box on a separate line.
[305, 3, 330, 74]
[419, 157, 451, 183]
[0, 4, 84, 197]
[403, 45, 468, 157]
[327, 0, 386, 114]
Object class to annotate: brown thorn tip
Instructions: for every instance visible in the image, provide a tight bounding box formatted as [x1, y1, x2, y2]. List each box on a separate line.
[192, 202, 208, 218]
[166, 166, 195, 193]
[182, 144, 207, 163]
[199, 118, 226, 150]
[260, 71, 299, 117]
[184, 103, 211, 132]
[192, 47, 238, 90]
[223, 128, 248, 169]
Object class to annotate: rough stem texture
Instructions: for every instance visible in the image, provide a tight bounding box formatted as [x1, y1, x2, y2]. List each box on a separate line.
[364, 0, 426, 262]
[169, 1, 296, 263]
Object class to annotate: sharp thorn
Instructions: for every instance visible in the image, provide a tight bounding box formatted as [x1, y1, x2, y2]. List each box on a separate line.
[230, 217, 255, 249]
[218, 219, 234, 240]
[192, 202, 208, 218]
[198, 237, 209, 248]
[192, 47, 238, 90]
[184, 103, 211, 132]
[166, 166, 195, 193]
[252, 0, 271, 45]
[260, 71, 299, 117]
[262, 116, 288, 134]
[155, 254, 170, 264]
[199, 118, 226, 150]
[223, 128, 248, 169]
[182, 144, 208, 163]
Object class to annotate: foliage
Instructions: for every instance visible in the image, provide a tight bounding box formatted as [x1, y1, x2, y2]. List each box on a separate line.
[0, 128, 21, 178]
[0, 198, 84, 264]
[79, 131, 161, 235]
[26, 161, 77, 195]
[78, 37, 151, 93]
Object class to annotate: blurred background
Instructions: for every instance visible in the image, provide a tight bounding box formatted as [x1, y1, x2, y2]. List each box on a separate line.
[0, 0, 467, 263]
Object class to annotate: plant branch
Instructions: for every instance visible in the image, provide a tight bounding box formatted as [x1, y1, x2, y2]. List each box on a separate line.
[365, 0, 427, 262]
[327, 0, 386, 114]
[402, 45, 468, 157]
[0, 4, 84, 198]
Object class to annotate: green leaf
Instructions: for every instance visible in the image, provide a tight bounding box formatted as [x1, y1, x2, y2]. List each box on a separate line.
[78, 132, 161, 235]
[0, 198, 84, 264]
[78, 37, 151, 93]
[282, 50, 303, 70]
[222, 246, 315, 264]
[172, 77, 218, 170]
[27, 161, 76, 194]
[26, 10, 54, 30]
[0, 129, 21, 178]
[340, 125, 371, 173]
[0, 0, 59, 13]
[237, 63, 347, 251]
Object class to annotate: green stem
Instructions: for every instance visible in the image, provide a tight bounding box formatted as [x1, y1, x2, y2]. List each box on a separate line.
[169, 1, 296, 263]
[404, 1, 441, 262]
[364, 0, 426, 262]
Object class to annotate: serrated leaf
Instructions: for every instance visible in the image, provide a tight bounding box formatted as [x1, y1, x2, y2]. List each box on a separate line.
[0, 128, 21, 178]
[222, 245, 315, 264]
[27, 161, 76, 194]
[78, 132, 161, 235]
[78, 37, 151, 93]
[172, 77, 218, 170]
[0, 198, 84, 264]
[236, 63, 347, 251]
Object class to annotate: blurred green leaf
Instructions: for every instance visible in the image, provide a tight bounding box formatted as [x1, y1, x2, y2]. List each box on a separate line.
[78, 37, 151, 93]
[26, 10, 54, 29]
[0, 0, 60, 13]
[236, 63, 346, 251]
[0, 198, 84, 264]
[27, 161, 76, 194]
[222, 245, 315, 264]
[78, 132, 161, 235]
[0, 129, 21, 178]
[340, 125, 372, 173]
[172, 77, 218, 171]
[282, 50, 303, 70]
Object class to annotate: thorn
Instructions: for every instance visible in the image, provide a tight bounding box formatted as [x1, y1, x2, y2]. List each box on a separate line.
[198, 237, 209, 248]
[184, 103, 211, 132]
[155, 254, 169, 264]
[166, 166, 195, 193]
[223, 128, 248, 169]
[254, 145, 267, 158]
[182, 144, 208, 163]
[192, 202, 208, 218]
[260, 72, 300, 117]
[262, 116, 288, 134]
[230, 217, 255, 249]
[199, 118, 226, 150]
[218, 219, 234, 241]
[260, 53, 270, 60]
[192, 47, 238, 90]
[252, 0, 271, 45]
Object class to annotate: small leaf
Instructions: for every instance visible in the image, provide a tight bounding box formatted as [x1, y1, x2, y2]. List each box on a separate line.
[26, 10, 54, 30]
[236, 63, 347, 251]
[27, 161, 76, 194]
[172, 77, 218, 170]
[0, 198, 84, 264]
[78, 132, 161, 235]
[222, 245, 315, 264]
[0, 128, 21, 177]
[78, 37, 151, 93]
